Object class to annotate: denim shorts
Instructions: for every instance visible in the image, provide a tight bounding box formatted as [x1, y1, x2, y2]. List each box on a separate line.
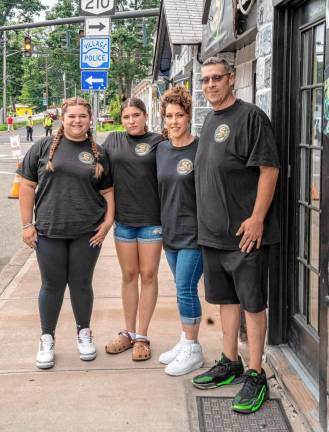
[114, 222, 162, 243]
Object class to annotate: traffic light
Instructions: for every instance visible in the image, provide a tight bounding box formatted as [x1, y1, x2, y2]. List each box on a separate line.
[24, 35, 32, 57]
[61, 30, 71, 50]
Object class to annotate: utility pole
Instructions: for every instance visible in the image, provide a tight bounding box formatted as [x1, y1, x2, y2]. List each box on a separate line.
[63, 71, 67, 100]
[45, 56, 49, 110]
[3, 32, 7, 123]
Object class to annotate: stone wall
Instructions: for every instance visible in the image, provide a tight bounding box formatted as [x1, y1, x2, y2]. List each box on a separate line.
[235, 42, 256, 103]
[255, 0, 273, 118]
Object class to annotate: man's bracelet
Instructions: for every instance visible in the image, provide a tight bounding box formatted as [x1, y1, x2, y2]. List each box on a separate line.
[22, 223, 34, 230]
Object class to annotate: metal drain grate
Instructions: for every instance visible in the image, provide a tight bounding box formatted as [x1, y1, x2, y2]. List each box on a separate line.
[197, 396, 292, 432]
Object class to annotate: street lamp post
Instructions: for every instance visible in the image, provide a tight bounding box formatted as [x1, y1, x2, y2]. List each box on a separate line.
[2, 32, 7, 123]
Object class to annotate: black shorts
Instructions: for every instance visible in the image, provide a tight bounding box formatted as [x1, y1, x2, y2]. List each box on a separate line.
[201, 246, 269, 313]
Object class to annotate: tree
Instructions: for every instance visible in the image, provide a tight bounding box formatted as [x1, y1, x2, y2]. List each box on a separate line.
[0, 1, 45, 26]
[19, 0, 82, 109]
[109, 0, 160, 98]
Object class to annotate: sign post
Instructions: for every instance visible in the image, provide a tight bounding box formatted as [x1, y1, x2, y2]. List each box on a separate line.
[80, 0, 114, 131]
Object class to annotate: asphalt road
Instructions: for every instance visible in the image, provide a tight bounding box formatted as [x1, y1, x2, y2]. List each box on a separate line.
[0, 123, 107, 272]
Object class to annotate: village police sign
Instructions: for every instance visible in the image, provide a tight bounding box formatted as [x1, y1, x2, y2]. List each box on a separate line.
[80, 37, 111, 69]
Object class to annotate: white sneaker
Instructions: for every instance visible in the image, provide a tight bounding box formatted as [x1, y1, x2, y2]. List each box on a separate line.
[77, 328, 97, 361]
[159, 332, 188, 365]
[36, 334, 55, 369]
[165, 343, 204, 376]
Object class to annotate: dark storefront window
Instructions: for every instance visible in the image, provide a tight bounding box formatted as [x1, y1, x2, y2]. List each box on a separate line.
[297, 22, 324, 332]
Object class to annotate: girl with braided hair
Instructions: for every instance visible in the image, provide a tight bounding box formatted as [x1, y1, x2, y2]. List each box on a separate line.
[103, 97, 163, 361]
[156, 86, 204, 376]
[18, 97, 114, 369]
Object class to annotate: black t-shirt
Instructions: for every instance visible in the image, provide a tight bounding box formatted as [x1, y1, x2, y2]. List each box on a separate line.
[102, 131, 163, 226]
[195, 99, 280, 250]
[17, 136, 113, 238]
[157, 138, 199, 251]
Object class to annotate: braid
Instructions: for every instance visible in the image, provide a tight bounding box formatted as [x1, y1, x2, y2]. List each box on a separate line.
[87, 130, 104, 179]
[45, 125, 64, 172]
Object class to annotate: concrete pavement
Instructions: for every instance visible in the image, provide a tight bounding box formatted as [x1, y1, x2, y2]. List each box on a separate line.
[0, 233, 309, 431]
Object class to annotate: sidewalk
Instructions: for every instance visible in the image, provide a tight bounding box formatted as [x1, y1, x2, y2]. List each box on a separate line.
[0, 234, 308, 431]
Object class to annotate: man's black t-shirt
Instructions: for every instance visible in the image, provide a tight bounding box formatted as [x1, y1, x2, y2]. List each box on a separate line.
[102, 131, 163, 227]
[157, 138, 199, 251]
[195, 99, 280, 250]
[18, 136, 113, 238]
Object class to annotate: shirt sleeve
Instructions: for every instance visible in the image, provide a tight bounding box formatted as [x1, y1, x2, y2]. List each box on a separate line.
[246, 110, 280, 168]
[17, 140, 43, 182]
[97, 147, 113, 190]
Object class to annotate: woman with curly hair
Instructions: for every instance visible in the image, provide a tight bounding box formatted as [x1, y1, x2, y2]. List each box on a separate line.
[18, 97, 114, 369]
[103, 98, 163, 361]
[156, 86, 204, 376]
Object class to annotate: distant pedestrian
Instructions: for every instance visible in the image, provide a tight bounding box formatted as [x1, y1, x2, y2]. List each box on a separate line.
[103, 97, 163, 362]
[156, 86, 204, 376]
[26, 116, 33, 141]
[18, 97, 114, 369]
[43, 113, 53, 136]
[6, 114, 14, 132]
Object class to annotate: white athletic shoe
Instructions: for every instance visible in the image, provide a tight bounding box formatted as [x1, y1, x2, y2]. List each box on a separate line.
[77, 328, 97, 361]
[165, 342, 204, 376]
[159, 332, 188, 365]
[36, 334, 55, 369]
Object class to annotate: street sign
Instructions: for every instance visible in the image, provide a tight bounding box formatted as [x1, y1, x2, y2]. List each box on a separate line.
[85, 17, 110, 36]
[81, 70, 108, 90]
[80, 37, 110, 69]
[80, 0, 115, 16]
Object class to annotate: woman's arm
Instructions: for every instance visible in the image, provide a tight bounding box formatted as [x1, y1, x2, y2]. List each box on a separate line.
[19, 178, 38, 249]
[89, 187, 115, 247]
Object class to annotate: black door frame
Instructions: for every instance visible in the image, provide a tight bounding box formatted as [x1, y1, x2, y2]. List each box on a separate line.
[271, 0, 328, 429]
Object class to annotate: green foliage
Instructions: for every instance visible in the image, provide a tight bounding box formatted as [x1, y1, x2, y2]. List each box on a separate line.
[109, 95, 122, 123]
[96, 123, 125, 132]
[0, 0, 45, 26]
[1, 0, 160, 112]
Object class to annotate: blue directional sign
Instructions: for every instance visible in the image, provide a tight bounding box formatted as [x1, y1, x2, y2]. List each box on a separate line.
[81, 70, 108, 90]
[80, 37, 110, 70]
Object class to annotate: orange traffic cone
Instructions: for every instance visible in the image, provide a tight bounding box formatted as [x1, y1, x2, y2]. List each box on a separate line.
[8, 163, 22, 199]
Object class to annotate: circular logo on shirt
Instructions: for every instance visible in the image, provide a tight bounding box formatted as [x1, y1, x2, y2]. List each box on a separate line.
[214, 124, 230, 143]
[177, 158, 194, 175]
[135, 143, 151, 156]
[78, 151, 95, 165]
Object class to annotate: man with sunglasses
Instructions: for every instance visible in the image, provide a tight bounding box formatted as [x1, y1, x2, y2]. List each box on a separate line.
[192, 57, 280, 414]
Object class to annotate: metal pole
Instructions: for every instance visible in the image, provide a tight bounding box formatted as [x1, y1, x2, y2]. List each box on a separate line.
[63, 72, 67, 100]
[45, 56, 49, 110]
[0, 9, 160, 32]
[3, 32, 7, 123]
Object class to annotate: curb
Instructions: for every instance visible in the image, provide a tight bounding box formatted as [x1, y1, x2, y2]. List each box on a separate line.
[0, 246, 33, 296]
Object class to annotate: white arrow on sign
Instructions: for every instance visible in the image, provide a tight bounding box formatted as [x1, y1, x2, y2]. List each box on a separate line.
[85, 17, 110, 36]
[86, 76, 104, 85]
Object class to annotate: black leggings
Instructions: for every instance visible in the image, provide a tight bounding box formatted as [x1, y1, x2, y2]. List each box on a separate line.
[36, 233, 101, 335]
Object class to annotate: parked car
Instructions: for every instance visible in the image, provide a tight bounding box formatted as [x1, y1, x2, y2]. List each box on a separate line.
[98, 114, 114, 125]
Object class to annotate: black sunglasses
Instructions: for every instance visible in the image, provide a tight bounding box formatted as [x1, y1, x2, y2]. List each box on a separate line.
[199, 73, 231, 84]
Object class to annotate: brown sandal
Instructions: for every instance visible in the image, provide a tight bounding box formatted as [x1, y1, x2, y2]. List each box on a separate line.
[105, 330, 134, 354]
[132, 338, 151, 361]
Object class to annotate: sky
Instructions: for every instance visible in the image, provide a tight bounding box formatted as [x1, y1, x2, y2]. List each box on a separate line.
[38, 0, 57, 20]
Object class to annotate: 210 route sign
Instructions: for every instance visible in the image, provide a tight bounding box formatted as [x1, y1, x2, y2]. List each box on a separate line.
[80, 0, 116, 16]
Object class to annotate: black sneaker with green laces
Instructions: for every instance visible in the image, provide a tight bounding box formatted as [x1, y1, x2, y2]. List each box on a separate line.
[232, 368, 269, 414]
[192, 353, 244, 389]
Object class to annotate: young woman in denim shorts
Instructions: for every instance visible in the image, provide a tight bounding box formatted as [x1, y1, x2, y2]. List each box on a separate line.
[103, 98, 163, 361]
[156, 86, 204, 376]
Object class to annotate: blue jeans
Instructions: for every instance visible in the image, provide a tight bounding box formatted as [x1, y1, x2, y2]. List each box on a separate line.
[114, 222, 162, 243]
[165, 249, 203, 325]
